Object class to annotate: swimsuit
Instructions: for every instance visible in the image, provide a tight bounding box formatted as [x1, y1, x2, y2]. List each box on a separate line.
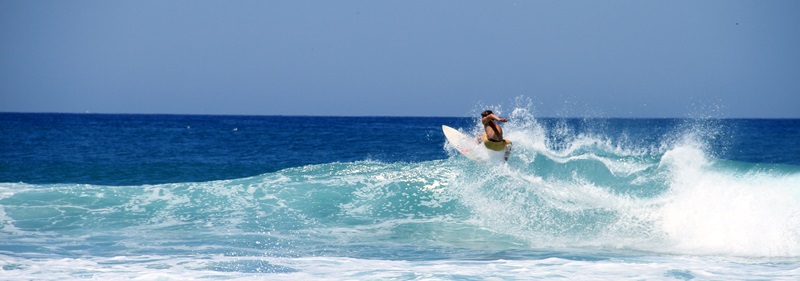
[482, 133, 510, 151]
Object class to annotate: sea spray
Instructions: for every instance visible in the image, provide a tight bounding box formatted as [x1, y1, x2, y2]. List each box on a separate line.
[444, 107, 800, 257]
[659, 144, 800, 256]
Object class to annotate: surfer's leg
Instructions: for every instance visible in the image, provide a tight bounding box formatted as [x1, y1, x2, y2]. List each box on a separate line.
[504, 141, 512, 161]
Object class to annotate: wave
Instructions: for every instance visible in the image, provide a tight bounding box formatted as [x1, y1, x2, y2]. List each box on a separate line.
[2, 116, 800, 259]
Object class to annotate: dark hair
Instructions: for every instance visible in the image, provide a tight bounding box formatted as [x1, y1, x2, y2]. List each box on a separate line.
[481, 110, 493, 117]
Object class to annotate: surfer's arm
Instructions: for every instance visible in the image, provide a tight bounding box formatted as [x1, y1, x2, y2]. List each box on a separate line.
[484, 114, 507, 123]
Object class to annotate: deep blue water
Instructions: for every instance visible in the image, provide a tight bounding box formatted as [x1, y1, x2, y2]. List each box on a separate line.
[2, 113, 798, 185]
[0, 113, 472, 185]
[1, 112, 800, 280]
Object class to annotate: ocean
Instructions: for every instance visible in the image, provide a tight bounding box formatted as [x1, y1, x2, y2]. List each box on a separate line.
[1, 111, 799, 280]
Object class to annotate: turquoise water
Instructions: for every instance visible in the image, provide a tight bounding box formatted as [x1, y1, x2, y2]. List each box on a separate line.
[1, 111, 800, 280]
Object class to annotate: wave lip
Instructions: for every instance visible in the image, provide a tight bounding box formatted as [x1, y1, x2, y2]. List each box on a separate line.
[3, 137, 800, 259]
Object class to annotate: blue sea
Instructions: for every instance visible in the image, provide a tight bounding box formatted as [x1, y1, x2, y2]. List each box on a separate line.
[2, 111, 800, 280]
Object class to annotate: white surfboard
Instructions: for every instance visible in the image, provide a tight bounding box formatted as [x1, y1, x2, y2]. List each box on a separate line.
[442, 125, 507, 161]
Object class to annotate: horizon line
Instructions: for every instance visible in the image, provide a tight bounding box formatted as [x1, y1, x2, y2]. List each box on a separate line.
[1, 111, 799, 120]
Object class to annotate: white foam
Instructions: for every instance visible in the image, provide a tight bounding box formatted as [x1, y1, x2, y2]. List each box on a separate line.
[446, 116, 800, 258]
[659, 145, 800, 256]
[2, 254, 798, 281]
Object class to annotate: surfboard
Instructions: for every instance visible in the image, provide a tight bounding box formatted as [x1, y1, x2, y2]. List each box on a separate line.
[442, 125, 508, 161]
[442, 125, 481, 160]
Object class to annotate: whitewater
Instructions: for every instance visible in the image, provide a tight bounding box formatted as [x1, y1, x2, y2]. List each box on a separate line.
[1, 110, 800, 280]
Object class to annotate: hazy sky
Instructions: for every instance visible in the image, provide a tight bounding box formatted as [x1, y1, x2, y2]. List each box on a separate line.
[1, 1, 798, 117]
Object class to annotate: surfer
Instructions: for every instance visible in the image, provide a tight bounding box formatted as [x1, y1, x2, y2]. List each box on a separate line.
[481, 110, 512, 161]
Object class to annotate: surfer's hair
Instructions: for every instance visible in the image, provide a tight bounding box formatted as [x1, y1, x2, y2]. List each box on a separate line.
[481, 110, 493, 117]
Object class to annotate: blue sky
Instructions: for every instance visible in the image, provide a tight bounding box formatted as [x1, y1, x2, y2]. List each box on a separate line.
[1, 1, 798, 117]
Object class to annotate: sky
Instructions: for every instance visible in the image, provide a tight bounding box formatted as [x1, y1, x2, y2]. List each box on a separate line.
[1, 0, 798, 118]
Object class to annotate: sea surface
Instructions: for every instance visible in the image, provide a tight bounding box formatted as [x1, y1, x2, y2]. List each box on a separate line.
[1, 111, 800, 280]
